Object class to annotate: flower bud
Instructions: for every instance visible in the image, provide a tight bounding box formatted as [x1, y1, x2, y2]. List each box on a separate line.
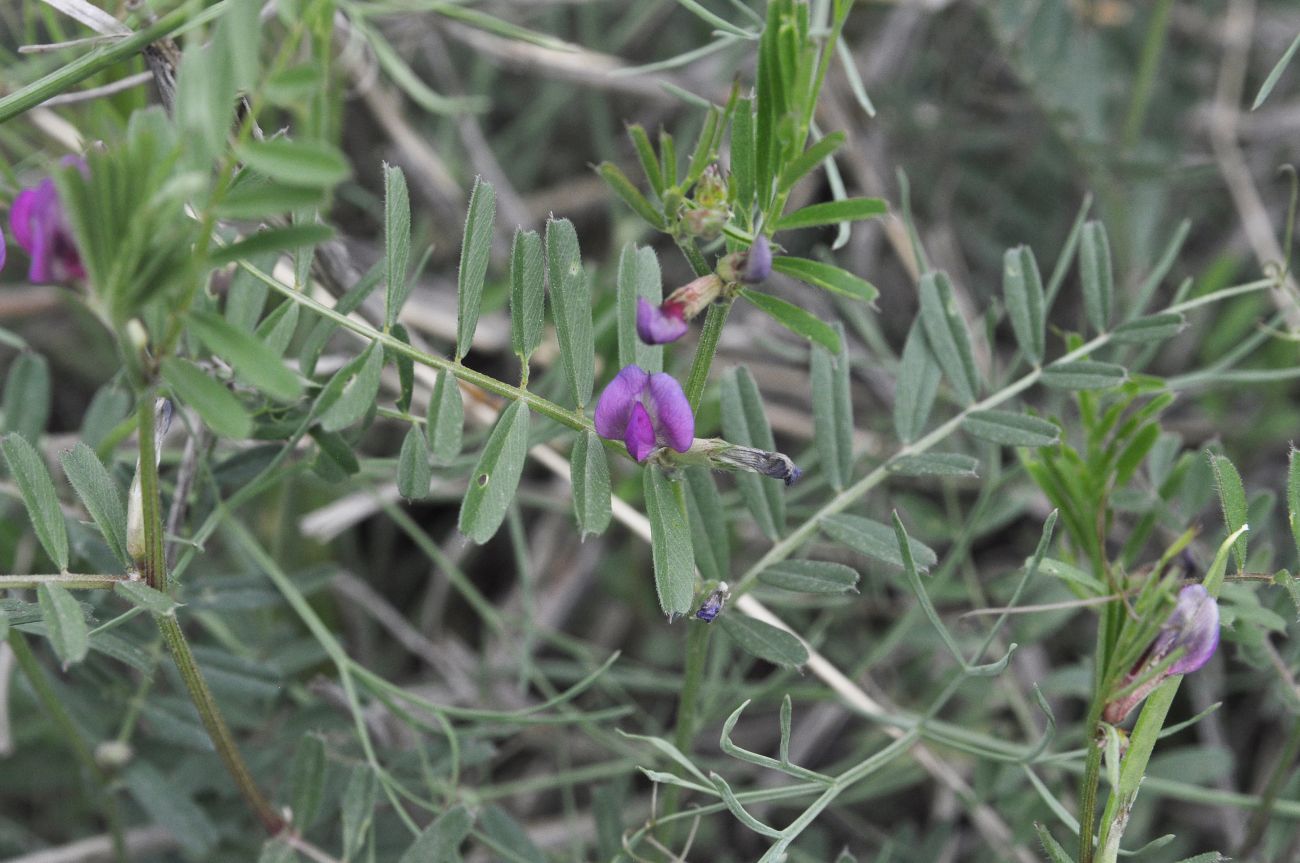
[694, 582, 729, 622]
[694, 164, 728, 209]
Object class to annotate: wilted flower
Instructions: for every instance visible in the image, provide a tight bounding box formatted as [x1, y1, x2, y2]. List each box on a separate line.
[695, 582, 730, 622]
[692, 438, 802, 486]
[1102, 584, 1220, 724]
[8, 157, 86, 284]
[636, 274, 723, 345]
[593, 365, 694, 462]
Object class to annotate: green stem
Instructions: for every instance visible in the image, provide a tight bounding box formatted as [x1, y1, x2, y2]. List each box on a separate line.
[0, 574, 126, 589]
[677, 236, 712, 278]
[1078, 724, 1103, 863]
[1239, 714, 1300, 857]
[8, 631, 128, 863]
[155, 614, 284, 832]
[135, 396, 167, 591]
[132, 396, 285, 835]
[657, 622, 713, 842]
[1120, 0, 1175, 152]
[684, 299, 734, 410]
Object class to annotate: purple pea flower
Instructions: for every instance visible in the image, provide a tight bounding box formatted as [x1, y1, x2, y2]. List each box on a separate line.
[694, 582, 730, 623]
[1102, 584, 1220, 724]
[9, 158, 86, 284]
[593, 364, 694, 462]
[635, 274, 723, 345]
[636, 297, 689, 344]
[1150, 584, 1220, 675]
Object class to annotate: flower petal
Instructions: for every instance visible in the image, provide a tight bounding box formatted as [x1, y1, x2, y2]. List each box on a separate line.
[594, 364, 649, 442]
[743, 234, 772, 283]
[9, 188, 39, 252]
[636, 297, 689, 344]
[1164, 584, 1220, 675]
[646, 372, 694, 452]
[624, 402, 657, 462]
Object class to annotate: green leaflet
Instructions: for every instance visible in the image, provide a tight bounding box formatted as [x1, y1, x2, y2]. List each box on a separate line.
[1080, 220, 1114, 333]
[643, 467, 695, 619]
[157, 359, 240, 440]
[770, 256, 878, 304]
[758, 560, 859, 594]
[820, 513, 938, 571]
[545, 217, 595, 408]
[740, 288, 839, 352]
[810, 322, 853, 490]
[718, 613, 808, 668]
[456, 176, 496, 360]
[571, 431, 612, 539]
[1002, 245, 1045, 365]
[187, 310, 302, 401]
[962, 410, 1059, 447]
[38, 583, 88, 666]
[383, 162, 412, 328]
[60, 443, 130, 568]
[918, 271, 979, 405]
[236, 138, 350, 188]
[721, 367, 784, 540]
[316, 344, 384, 433]
[458, 401, 530, 544]
[2, 351, 50, 443]
[397, 425, 432, 500]
[2, 433, 69, 571]
[510, 228, 545, 368]
[426, 370, 464, 466]
[894, 319, 940, 443]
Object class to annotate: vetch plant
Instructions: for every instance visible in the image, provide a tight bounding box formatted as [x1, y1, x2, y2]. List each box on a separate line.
[0, 0, 1298, 861]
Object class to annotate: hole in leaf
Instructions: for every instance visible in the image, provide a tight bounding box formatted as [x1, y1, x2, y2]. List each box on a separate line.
[477, 473, 489, 487]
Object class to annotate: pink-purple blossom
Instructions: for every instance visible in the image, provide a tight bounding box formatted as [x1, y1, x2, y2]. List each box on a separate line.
[636, 297, 689, 344]
[1102, 583, 1220, 724]
[593, 365, 694, 462]
[8, 158, 86, 284]
[1151, 584, 1220, 675]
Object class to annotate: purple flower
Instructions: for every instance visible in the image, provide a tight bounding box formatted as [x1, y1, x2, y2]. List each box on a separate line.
[636, 297, 689, 344]
[593, 365, 694, 462]
[1102, 583, 1220, 724]
[1151, 584, 1220, 675]
[694, 582, 730, 622]
[9, 158, 86, 284]
[635, 274, 724, 346]
[742, 235, 772, 284]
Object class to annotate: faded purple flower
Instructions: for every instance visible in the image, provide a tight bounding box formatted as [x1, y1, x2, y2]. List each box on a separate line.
[636, 297, 689, 344]
[636, 274, 724, 345]
[695, 582, 730, 623]
[742, 234, 771, 284]
[1151, 584, 1220, 675]
[1102, 583, 1220, 724]
[691, 438, 802, 486]
[593, 365, 694, 462]
[9, 158, 86, 284]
